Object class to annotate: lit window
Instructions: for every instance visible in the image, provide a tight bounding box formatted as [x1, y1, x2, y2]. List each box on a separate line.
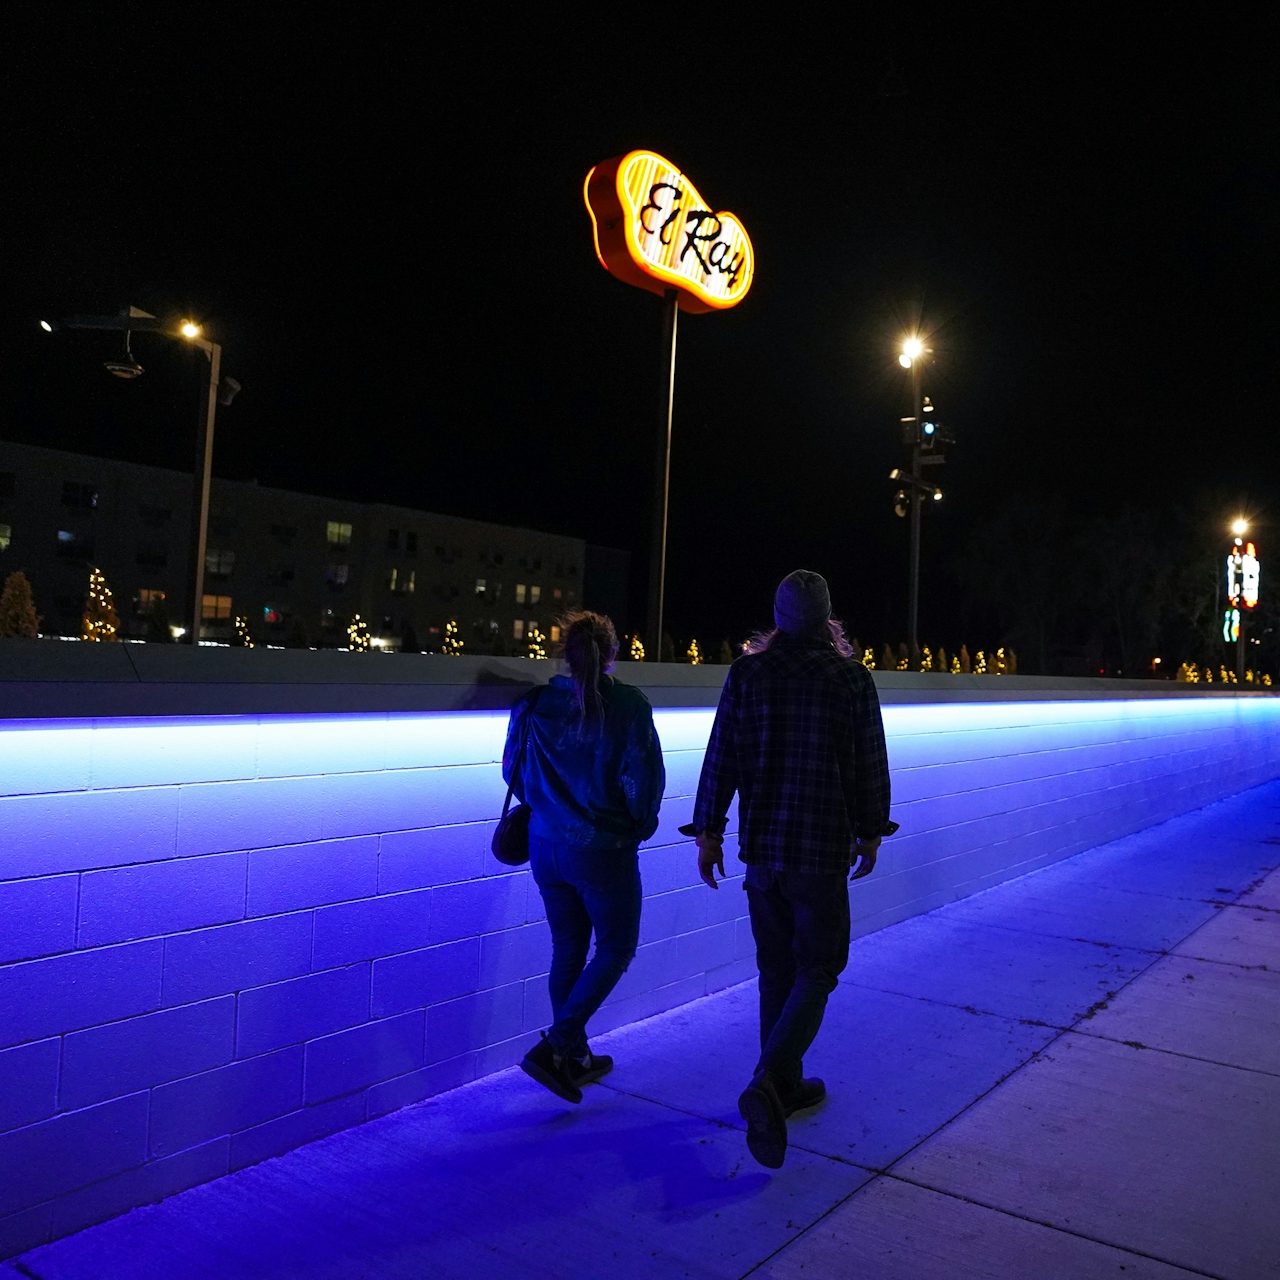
[201, 594, 232, 620]
[553, 588, 562, 600]
[325, 564, 350, 588]
[0, 524, 10, 552]
[530, 586, 541, 604]
[388, 567, 398, 592]
[515, 583, 526, 603]
[136, 588, 165, 614]
[475, 578, 486, 594]
[205, 549, 235, 575]
[513, 619, 524, 639]
[550, 625, 561, 642]
[405, 570, 416, 594]
[326, 521, 352, 546]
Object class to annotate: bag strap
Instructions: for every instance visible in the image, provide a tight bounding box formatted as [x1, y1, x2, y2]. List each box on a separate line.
[500, 685, 544, 819]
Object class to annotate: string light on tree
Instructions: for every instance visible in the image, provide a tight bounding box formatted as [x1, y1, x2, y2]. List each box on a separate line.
[687, 638, 703, 665]
[629, 634, 645, 662]
[974, 650, 987, 675]
[81, 566, 120, 642]
[442, 619, 464, 655]
[950, 653, 962, 674]
[920, 646, 933, 672]
[233, 615, 254, 648]
[527, 625, 547, 660]
[347, 614, 371, 652]
[862, 647, 875, 670]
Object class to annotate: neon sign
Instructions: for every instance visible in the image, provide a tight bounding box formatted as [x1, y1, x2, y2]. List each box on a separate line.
[584, 151, 755, 313]
[1226, 541, 1261, 609]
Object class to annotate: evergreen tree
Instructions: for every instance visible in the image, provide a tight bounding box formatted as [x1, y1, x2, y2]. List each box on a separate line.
[718, 639, 733, 664]
[81, 567, 120, 642]
[880, 643, 895, 670]
[0, 571, 40, 637]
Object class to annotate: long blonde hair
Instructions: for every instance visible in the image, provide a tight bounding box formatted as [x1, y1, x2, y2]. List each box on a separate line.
[558, 611, 619, 728]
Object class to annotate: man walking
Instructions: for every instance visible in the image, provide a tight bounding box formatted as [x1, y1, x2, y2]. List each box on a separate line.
[686, 570, 895, 1168]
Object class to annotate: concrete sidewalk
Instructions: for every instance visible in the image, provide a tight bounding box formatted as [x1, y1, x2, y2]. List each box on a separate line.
[10, 783, 1280, 1280]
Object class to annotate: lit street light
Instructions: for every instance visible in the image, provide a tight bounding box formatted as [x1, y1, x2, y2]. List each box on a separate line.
[1225, 516, 1260, 682]
[39, 307, 242, 645]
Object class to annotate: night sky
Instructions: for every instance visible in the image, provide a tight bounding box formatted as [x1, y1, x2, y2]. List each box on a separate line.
[3, 12, 1275, 647]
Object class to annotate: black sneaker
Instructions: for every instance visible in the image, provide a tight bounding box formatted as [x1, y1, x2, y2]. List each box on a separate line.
[782, 1077, 826, 1117]
[738, 1070, 787, 1168]
[520, 1034, 583, 1104]
[569, 1052, 614, 1087]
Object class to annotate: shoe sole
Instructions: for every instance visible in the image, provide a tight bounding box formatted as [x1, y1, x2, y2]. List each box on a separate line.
[738, 1084, 787, 1168]
[784, 1092, 826, 1119]
[520, 1058, 583, 1104]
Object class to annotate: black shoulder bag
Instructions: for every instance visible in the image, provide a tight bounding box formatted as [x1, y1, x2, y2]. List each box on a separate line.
[491, 687, 544, 866]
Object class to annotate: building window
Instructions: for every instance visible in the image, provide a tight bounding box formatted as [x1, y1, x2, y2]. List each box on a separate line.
[201, 594, 232, 620]
[553, 588, 562, 600]
[513, 619, 524, 639]
[388, 567, 398, 592]
[325, 564, 350, 589]
[136, 589, 166, 615]
[406, 531, 418, 554]
[550, 625, 561, 642]
[515, 583, 526, 603]
[0, 472, 15, 500]
[205, 549, 236, 576]
[405, 570, 416, 594]
[386, 529, 399, 550]
[61, 481, 98, 509]
[474, 578, 486, 595]
[136, 546, 168, 568]
[326, 521, 353, 546]
[530, 585, 541, 604]
[0, 524, 10, 552]
[138, 504, 171, 528]
[271, 524, 297, 544]
[56, 530, 94, 560]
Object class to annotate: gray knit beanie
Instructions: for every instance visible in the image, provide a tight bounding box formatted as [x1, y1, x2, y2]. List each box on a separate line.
[773, 570, 832, 633]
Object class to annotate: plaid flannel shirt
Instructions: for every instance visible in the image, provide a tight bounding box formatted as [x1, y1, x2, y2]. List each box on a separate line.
[691, 633, 894, 874]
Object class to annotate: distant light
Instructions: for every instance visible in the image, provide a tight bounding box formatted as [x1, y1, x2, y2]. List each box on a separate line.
[902, 337, 924, 359]
[933, 489, 943, 502]
[1231, 517, 1249, 536]
[170, 625, 187, 639]
[180, 321, 202, 339]
[888, 468, 901, 480]
[898, 353, 912, 368]
[39, 320, 53, 333]
[923, 422, 936, 435]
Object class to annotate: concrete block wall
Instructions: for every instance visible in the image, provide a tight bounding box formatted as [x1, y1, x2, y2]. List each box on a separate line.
[2, 694, 1279, 1258]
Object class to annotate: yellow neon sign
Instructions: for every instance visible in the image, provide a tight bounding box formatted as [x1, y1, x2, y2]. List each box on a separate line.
[584, 150, 754, 313]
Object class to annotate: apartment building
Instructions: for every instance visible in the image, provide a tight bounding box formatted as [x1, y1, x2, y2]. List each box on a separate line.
[0, 440, 628, 651]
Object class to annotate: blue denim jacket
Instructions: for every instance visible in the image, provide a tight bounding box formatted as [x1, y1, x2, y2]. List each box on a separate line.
[503, 675, 665, 850]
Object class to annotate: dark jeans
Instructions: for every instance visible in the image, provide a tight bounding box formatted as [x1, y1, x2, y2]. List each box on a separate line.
[529, 836, 642, 1059]
[745, 863, 851, 1092]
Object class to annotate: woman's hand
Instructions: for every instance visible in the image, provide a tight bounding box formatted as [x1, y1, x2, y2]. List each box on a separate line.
[696, 832, 726, 889]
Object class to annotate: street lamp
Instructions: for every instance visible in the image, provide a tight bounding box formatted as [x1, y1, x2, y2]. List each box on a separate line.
[1225, 517, 1260, 682]
[899, 336, 929, 656]
[39, 307, 241, 646]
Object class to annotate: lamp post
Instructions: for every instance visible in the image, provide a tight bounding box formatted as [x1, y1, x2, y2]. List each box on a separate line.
[40, 308, 240, 644]
[898, 337, 927, 656]
[1227, 517, 1258, 682]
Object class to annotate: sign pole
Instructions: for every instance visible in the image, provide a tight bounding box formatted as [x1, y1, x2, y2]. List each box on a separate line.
[648, 289, 679, 660]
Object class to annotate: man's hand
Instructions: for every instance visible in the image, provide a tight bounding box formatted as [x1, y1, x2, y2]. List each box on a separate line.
[696, 832, 726, 889]
[850, 837, 880, 881]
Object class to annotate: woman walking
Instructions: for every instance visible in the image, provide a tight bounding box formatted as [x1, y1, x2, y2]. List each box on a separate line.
[504, 612, 665, 1103]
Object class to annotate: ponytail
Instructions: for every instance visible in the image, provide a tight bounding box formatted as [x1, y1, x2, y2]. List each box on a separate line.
[560, 611, 619, 730]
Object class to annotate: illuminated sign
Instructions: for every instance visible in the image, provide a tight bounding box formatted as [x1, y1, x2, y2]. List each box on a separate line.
[1226, 542, 1261, 609]
[584, 151, 754, 313]
[1224, 608, 1240, 643]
